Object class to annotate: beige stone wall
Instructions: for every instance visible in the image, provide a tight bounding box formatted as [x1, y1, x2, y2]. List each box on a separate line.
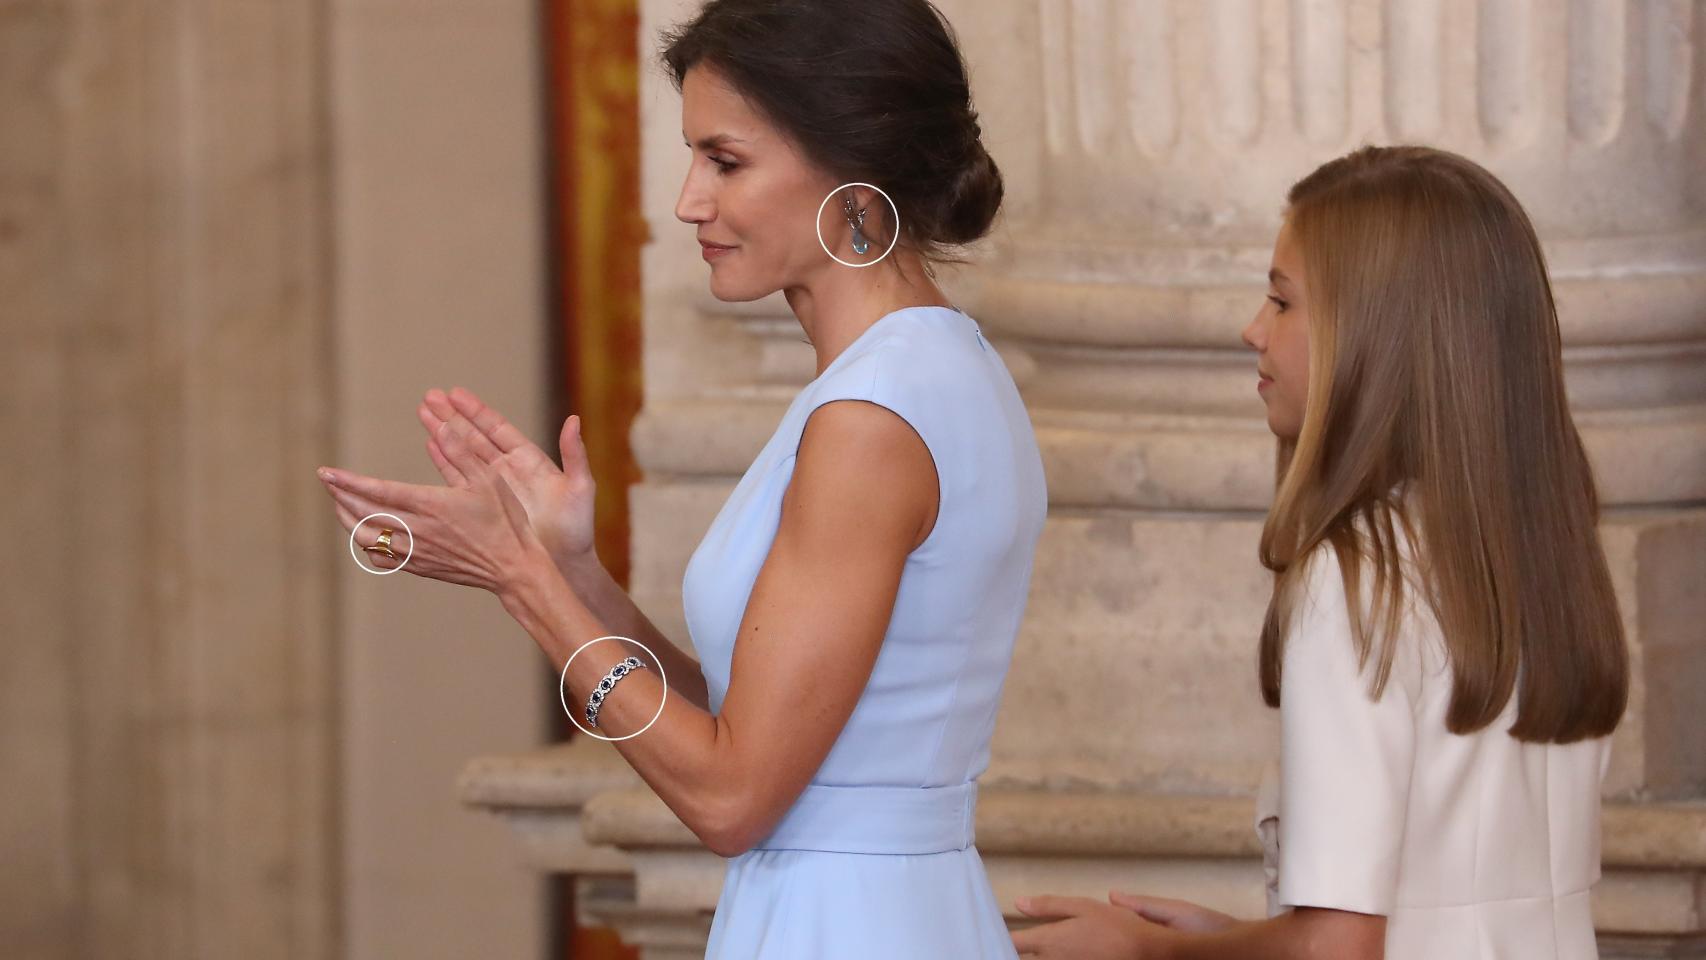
[2, 3, 343, 956]
[1, 0, 551, 958]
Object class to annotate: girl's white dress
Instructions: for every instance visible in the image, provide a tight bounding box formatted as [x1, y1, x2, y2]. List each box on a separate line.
[1257, 531, 1611, 959]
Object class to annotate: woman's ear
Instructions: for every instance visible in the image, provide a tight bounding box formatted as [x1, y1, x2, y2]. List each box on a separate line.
[838, 186, 864, 222]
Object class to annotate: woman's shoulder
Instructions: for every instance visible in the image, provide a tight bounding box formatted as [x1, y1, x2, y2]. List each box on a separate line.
[867, 305, 981, 364]
[809, 307, 986, 402]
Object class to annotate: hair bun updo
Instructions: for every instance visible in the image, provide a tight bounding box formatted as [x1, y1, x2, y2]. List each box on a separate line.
[934, 137, 1004, 248]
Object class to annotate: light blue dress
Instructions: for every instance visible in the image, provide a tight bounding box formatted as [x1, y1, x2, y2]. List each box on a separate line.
[682, 305, 1047, 959]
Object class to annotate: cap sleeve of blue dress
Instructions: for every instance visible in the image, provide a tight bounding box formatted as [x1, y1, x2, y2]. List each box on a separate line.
[792, 344, 945, 536]
[794, 346, 887, 447]
[797, 344, 921, 437]
[1275, 545, 1416, 916]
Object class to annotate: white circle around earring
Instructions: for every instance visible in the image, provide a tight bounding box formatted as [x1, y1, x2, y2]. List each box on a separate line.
[815, 182, 900, 268]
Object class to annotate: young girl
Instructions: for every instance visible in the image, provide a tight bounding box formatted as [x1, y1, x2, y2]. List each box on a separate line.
[1012, 145, 1629, 959]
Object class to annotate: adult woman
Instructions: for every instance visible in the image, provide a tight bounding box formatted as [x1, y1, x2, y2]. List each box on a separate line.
[1012, 146, 1628, 959]
[317, 0, 1045, 956]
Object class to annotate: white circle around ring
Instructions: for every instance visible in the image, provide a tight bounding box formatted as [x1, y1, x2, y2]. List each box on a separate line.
[816, 181, 900, 268]
[561, 635, 669, 742]
[349, 512, 414, 575]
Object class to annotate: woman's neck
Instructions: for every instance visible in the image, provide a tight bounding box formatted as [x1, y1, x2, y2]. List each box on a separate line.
[784, 252, 954, 377]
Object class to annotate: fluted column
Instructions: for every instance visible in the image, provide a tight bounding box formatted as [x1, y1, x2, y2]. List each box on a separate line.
[1, 1, 554, 956]
[0, 2, 340, 957]
[975, 0, 1705, 512]
[950, 0, 1706, 806]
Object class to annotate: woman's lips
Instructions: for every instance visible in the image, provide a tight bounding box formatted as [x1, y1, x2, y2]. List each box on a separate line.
[1257, 375, 1274, 393]
[699, 241, 735, 261]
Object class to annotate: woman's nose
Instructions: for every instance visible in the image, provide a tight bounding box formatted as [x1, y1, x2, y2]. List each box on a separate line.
[675, 171, 712, 224]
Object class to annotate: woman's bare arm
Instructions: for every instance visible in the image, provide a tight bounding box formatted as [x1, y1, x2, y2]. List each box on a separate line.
[498, 398, 937, 858]
[557, 552, 712, 712]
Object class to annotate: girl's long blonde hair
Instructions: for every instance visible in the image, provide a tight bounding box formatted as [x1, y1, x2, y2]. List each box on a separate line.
[1259, 145, 1627, 743]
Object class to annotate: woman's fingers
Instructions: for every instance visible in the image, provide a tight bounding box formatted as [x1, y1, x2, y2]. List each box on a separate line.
[422, 387, 458, 424]
[417, 399, 445, 437]
[446, 386, 531, 454]
[417, 401, 464, 482]
[329, 498, 358, 533]
[325, 488, 411, 570]
[316, 469, 431, 535]
[419, 399, 470, 487]
[357, 528, 410, 570]
[325, 467, 429, 511]
[1014, 895, 1092, 919]
[423, 390, 501, 476]
[418, 391, 460, 454]
[440, 415, 504, 466]
[559, 414, 592, 481]
[424, 434, 469, 487]
[314, 463, 514, 591]
[422, 390, 503, 473]
[320, 479, 388, 531]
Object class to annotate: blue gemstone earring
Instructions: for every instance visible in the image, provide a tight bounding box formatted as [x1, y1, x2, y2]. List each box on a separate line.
[843, 193, 871, 255]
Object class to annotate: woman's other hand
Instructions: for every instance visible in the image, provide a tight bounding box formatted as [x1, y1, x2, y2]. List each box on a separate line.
[417, 386, 597, 571]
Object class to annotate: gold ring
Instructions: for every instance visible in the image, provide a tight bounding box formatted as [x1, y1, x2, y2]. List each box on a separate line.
[362, 528, 399, 560]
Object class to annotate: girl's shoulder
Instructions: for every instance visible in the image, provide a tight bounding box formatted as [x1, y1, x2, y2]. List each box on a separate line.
[1289, 510, 1443, 699]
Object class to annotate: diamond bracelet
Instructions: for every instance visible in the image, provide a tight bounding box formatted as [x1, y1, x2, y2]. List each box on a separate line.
[585, 656, 646, 729]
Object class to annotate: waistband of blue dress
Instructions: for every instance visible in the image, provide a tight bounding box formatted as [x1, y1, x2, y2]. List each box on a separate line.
[750, 780, 978, 856]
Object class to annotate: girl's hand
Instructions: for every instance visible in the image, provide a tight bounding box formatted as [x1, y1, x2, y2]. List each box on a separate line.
[316, 435, 552, 599]
[416, 386, 597, 570]
[1012, 894, 1180, 959]
[1108, 892, 1239, 935]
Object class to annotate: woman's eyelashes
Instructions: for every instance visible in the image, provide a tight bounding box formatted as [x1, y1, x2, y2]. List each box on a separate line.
[680, 141, 739, 174]
[1266, 293, 1289, 313]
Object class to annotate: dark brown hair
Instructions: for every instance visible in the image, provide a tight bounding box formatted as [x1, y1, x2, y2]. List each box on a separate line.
[1258, 145, 1628, 744]
[660, 0, 1002, 262]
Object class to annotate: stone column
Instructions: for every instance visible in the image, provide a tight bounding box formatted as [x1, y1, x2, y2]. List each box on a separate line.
[1, 1, 553, 957]
[461, 1, 1706, 956]
[968, 0, 1706, 804]
[1, 2, 340, 957]
[328, 0, 554, 956]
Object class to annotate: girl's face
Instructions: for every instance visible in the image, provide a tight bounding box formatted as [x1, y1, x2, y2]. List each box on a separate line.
[1242, 219, 1312, 440]
[674, 65, 843, 301]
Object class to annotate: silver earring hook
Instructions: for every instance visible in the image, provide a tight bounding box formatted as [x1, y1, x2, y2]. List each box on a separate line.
[843, 190, 871, 256]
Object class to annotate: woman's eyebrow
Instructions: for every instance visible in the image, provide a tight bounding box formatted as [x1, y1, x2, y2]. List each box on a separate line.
[1268, 268, 1292, 286]
[683, 132, 749, 150]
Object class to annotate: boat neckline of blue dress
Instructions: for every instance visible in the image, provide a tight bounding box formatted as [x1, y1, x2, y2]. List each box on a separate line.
[809, 303, 971, 386]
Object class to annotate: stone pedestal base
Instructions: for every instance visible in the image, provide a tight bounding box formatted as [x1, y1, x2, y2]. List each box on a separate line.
[463, 732, 1706, 960]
